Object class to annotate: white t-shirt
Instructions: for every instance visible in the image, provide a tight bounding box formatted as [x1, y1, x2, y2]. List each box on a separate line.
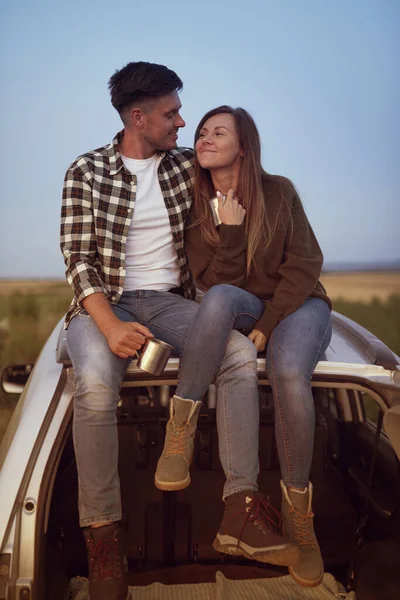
[121, 153, 181, 291]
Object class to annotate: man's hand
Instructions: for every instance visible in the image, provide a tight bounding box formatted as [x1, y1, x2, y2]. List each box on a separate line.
[82, 293, 154, 359]
[105, 321, 154, 359]
[218, 189, 246, 225]
[248, 328, 268, 352]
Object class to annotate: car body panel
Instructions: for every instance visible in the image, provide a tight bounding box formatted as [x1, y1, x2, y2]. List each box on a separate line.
[0, 322, 64, 546]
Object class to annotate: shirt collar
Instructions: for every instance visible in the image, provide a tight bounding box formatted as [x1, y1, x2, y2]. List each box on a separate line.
[107, 130, 167, 176]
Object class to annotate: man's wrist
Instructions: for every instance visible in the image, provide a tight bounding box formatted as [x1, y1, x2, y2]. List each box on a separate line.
[82, 293, 121, 338]
[98, 314, 121, 339]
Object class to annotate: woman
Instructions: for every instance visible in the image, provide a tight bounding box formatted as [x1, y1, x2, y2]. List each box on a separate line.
[155, 106, 332, 587]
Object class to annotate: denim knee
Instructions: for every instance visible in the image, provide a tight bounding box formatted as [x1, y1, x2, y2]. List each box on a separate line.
[200, 286, 232, 321]
[267, 360, 310, 394]
[201, 284, 240, 315]
[74, 363, 121, 412]
[220, 330, 258, 375]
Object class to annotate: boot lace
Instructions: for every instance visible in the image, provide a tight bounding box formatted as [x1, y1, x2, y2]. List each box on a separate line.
[235, 494, 282, 546]
[87, 537, 124, 581]
[165, 422, 189, 458]
[290, 506, 316, 548]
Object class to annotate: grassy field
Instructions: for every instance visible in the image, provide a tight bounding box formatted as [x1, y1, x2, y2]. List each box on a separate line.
[0, 280, 71, 296]
[2, 270, 398, 300]
[1, 273, 399, 442]
[320, 271, 400, 302]
[0, 280, 72, 365]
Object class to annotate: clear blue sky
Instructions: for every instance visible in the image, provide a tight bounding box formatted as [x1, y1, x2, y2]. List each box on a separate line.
[0, 0, 399, 278]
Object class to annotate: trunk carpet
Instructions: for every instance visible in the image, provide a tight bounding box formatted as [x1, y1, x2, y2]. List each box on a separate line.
[69, 572, 356, 599]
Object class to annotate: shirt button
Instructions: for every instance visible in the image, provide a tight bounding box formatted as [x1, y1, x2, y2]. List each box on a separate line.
[119, 266, 124, 271]
[127, 208, 132, 213]
[111, 295, 117, 301]
[130, 181, 135, 186]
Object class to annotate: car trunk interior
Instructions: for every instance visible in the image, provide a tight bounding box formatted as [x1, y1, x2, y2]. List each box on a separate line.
[41, 384, 400, 599]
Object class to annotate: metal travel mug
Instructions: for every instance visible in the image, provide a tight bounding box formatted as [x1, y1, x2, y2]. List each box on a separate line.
[136, 337, 173, 376]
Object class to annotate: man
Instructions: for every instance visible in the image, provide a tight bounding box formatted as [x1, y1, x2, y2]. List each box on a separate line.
[61, 62, 297, 600]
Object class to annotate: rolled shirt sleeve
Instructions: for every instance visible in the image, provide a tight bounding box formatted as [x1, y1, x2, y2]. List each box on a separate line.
[60, 165, 105, 304]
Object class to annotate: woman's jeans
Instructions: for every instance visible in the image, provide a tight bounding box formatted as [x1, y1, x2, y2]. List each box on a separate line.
[176, 284, 332, 492]
[67, 290, 258, 526]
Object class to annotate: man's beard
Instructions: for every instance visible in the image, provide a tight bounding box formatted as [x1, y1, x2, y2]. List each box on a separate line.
[145, 132, 177, 152]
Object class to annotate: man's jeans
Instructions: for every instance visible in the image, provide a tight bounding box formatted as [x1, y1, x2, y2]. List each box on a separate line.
[174, 285, 332, 492]
[67, 290, 258, 527]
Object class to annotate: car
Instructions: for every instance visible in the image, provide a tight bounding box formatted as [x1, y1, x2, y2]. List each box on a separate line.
[0, 311, 400, 599]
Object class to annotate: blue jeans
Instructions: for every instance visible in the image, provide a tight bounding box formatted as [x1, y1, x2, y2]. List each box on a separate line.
[67, 290, 258, 526]
[176, 285, 332, 494]
[266, 296, 332, 488]
[176, 285, 265, 498]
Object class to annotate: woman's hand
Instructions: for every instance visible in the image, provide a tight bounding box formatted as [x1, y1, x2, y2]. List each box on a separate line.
[218, 189, 246, 225]
[248, 328, 268, 352]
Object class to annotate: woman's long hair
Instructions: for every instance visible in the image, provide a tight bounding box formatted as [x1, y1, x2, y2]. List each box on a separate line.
[191, 106, 284, 276]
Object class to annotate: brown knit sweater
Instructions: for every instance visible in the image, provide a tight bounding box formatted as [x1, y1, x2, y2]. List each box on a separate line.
[185, 174, 331, 338]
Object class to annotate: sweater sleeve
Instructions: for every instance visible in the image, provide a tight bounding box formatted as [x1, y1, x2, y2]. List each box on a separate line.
[255, 190, 324, 338]
[185, 223, 248, 289]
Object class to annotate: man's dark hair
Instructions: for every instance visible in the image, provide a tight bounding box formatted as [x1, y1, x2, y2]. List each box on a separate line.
[108, 61, 183, 118]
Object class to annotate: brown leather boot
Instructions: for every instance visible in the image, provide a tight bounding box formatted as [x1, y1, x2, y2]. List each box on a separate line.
[213, 490, 300, 566]
[281, 480, 324, 587]
[83, 523, 129, 600]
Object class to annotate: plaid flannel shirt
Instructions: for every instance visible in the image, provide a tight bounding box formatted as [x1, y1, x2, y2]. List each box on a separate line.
[61, 131, 196, 328]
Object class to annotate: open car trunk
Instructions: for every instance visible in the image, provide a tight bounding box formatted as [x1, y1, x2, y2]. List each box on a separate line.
[2, 311, 399, 599]
[42, 384, 400, 600]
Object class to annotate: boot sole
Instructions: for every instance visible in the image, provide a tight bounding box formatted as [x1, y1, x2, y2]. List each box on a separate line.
[154, 474, 191, 491]
[289, 566, 324, 588]
[213, 534, 300, 567]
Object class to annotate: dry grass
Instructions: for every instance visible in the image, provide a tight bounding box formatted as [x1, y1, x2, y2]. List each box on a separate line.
[0, 279, 70, 296]
[1, 274, 399, 302]
[320, 271, 400, 302]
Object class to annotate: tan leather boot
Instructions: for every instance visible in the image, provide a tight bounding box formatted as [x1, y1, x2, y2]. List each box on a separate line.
[281, 480, 324, 587]
[155, 395, 202, 491]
